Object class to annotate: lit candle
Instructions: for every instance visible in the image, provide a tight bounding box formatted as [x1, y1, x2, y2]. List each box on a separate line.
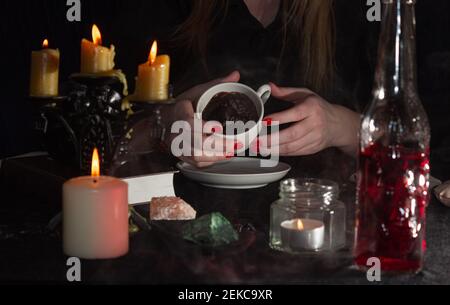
[30, 39, 60, 97]
[63, 149, 129, 259]
[134, 41, 171, 101]
[281, 219, 325, 251]
[80, 24, 115, 74]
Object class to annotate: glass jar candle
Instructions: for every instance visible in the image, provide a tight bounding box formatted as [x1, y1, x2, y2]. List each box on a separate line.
[270, 178, 346, 254]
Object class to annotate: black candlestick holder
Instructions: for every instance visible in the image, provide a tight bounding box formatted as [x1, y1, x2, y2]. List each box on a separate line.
[32, 75, 174, 176]
[30, 95, 79, 168]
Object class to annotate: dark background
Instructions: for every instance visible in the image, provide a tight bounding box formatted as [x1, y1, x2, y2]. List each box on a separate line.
[0, 1, 450, 285]
[0, 0, 450, 162]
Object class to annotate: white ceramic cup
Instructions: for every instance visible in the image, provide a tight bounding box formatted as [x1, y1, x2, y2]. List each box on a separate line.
[196, 83, 272, 153]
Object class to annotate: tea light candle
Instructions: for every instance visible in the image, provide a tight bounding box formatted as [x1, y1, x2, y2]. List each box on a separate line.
[30, 39, 60, 97]
[63, 149, 129, 259]
[80, 24, 115, 74]
[281, 219, 325, 251]
[134, 41, 171, 101]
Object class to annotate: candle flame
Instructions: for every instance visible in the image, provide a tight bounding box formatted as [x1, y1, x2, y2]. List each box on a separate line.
[295, 220, 304, 230]
[149, 41, 158, 65]
[42, 39, 49, 49]
[92, 24, 102, 46]
[91, 148, 101, 178]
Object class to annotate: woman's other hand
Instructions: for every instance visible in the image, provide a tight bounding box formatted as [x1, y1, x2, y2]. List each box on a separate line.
[257, 83, 360, 157]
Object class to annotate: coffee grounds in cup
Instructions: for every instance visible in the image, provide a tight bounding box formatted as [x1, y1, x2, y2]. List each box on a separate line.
[202, 92, 259, 132]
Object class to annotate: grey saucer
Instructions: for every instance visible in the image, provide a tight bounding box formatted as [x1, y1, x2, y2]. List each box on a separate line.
[177, 158, 291, 190]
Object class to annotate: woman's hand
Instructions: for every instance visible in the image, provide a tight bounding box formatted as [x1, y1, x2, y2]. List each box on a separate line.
[257, 83, 361, 157]
[163, 71, 242, 168]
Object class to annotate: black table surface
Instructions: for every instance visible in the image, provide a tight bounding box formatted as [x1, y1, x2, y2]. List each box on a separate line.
[1, 153, 450, 285]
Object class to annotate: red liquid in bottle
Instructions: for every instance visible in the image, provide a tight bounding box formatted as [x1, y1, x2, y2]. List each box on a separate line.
[355, 0, 430, 273]
[354, 143, 430, 273]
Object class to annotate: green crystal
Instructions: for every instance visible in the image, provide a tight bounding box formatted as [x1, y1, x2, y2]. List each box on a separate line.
[182, 213, 239, 247]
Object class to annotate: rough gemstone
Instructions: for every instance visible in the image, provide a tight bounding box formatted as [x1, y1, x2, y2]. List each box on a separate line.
[182, 213, 239, 247]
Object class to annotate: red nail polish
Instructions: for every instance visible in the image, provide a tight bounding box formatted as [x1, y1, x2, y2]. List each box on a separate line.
[263, 118, 273, 126]
[234, 142, 244, 150]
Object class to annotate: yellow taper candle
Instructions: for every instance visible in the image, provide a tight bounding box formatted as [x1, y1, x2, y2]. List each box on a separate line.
[134, 41, 171, 101]
[80, 24, 115, 74]
[30, 39, 60, 97]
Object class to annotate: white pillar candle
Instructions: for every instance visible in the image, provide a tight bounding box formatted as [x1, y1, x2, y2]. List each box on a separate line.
[63, 149, 129, 259]
[281, 219, 325, 251]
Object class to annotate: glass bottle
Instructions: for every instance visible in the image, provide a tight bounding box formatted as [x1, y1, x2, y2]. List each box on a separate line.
[270, 178, 346, 254]
[354, 0, 431, 273]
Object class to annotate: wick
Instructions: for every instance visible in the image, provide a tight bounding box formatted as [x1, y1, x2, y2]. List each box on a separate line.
[93, 179, 98, 184]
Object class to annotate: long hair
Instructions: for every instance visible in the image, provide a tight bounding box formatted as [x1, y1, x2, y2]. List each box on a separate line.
[176, 0, 335, 91]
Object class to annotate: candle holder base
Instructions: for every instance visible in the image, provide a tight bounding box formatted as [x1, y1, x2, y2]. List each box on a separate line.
[269, 243, 326, 256]
[29, 95, 66, 106]
[128, 98, 176, 106]
[32, 75, 175, 176]
[30, 95, 79, 168]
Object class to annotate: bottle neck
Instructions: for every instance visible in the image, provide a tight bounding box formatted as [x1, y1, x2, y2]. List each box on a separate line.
[374, 0, 418, 98]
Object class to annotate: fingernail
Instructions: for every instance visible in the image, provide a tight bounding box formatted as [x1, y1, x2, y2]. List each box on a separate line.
[234, 141, 244, 151]
[263, 118, 273, 126]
